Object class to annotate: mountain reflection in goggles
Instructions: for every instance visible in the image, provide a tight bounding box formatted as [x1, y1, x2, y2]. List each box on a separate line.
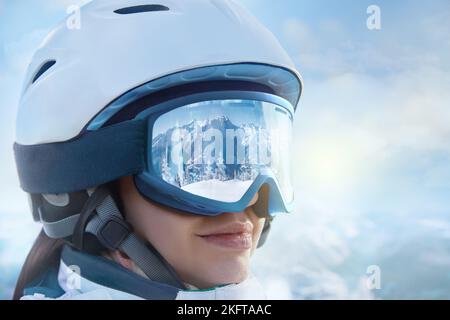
[151, 99, 293, 203]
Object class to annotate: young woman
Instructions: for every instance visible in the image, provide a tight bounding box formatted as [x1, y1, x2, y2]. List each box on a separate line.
[13, 0, 302, 300]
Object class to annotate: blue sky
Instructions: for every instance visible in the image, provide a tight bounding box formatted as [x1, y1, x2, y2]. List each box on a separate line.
[1, 0, 450, 299]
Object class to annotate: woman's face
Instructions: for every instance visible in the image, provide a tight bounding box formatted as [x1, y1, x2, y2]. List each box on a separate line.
[118, 176, 266, 289]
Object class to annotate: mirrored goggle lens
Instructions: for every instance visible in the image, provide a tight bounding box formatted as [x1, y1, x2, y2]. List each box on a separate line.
[151, 99, 294, 203]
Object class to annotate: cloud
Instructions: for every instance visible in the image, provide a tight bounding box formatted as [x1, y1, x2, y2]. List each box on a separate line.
[282, 6, 450, 78]
[417, 219, 450, 238]
[2, 29, 48, 74]
[44, 0, 92, 11]
[251, 7, 450, 299]
[253, 197, 376, 299]
[285, 7, 450, 201]
[263, 277, 293, 299]
[291, 65, 450, 224]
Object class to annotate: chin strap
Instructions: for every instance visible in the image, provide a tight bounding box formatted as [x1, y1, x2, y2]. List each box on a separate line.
[71, 187, 186, 290]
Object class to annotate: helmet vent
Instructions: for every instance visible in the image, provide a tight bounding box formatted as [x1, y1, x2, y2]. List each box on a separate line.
[32, 60, 56, 84]
[114, 4, 170, 15]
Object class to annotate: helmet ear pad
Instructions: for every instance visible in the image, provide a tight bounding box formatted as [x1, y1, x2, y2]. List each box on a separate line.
[39, 191, 89, 225]
[35, 187, 119, 254]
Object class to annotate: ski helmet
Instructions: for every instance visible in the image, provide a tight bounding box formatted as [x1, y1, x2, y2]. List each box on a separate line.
[14, 0, 303, 287]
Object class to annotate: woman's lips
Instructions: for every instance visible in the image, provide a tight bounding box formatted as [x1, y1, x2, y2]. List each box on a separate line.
[197, 222, 253, 250]
[199, 232, 253, 250]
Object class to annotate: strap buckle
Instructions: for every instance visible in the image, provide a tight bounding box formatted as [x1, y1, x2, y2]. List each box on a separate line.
[97, 216, 132, 251]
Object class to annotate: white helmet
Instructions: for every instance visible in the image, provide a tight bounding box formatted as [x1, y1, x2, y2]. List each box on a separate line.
[17, 0, 301, 145]
[14, 0, 303, 295]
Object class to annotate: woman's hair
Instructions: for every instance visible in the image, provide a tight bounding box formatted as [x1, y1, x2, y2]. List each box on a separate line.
[12, 230, 65, 300]
[13, 181, 123, 300]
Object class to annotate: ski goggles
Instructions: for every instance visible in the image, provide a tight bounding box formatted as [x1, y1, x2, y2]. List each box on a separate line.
[14, 63, 301, 219]
[133, 91, 296, 217]
[15, 91, 297, 217]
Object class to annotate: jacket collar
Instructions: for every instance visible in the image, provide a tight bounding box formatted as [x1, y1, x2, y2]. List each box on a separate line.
[60, 245, 179, 299]
[25, 245, 266, 300]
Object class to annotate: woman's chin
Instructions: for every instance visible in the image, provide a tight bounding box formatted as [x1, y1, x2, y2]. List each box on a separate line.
[189, 259, 250, 289]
